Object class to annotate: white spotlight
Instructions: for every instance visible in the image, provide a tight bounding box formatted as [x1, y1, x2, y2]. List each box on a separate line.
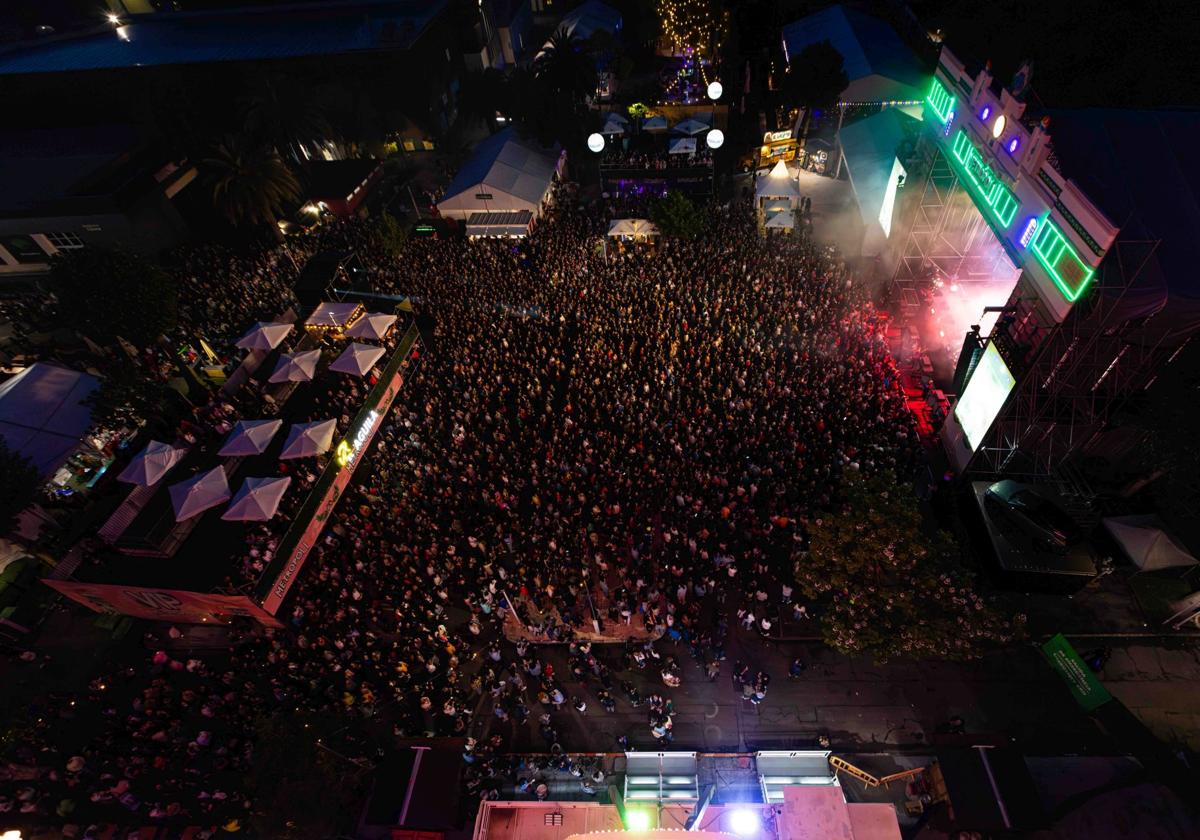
[587, 132, 605, 153]
[706, 128, 725, 150]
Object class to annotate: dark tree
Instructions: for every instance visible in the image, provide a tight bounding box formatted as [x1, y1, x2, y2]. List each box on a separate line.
[85, 364, 175, 432]
[51, 248, 178, 349]
[783, 40, 848, 139]
[240, 73, 333, 162]
[202, 135, 302, 241]
[649, 191, 706, 239]
[0, 440, 39, 535]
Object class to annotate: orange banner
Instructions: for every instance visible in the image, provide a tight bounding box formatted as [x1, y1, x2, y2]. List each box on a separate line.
[43, 579, 284, 628]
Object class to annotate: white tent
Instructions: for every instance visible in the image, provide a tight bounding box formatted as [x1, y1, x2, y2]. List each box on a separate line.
[672, 117, 710, 136]
[279, 419, 338, 460]
[218, 419, 283, 457]
[305, 302, 362, 330]
[221, 476, 293, 522]
[607, 218, 660, 239]
[756, 160, 801, 201]
[329, 343, 386, 377]
[117, 440, 185, 486]
[1103, 516, 1199, 572]
[168, 466, 231, 522]
[437, 128, 563, 222]
[600, 114, 628, 136]
[267, 349, 322, 384]
[235, 322, 293, 351]
[642, 115, 669, 132]
[765, 210, 796, 230]
[669, 137, 697, 155]
[345, 313, 398, 341]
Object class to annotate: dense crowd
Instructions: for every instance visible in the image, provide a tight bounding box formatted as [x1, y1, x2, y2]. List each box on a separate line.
[1, 185, 918, 829]
[601, 147, 714, 170]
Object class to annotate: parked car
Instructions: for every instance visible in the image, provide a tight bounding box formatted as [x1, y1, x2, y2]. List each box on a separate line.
[983, 480, 1081, 554]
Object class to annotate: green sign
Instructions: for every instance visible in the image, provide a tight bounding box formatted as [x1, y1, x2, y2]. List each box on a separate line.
[1041, 633, 1113, 712]
[1030, 218, 1096, 302]
[926, 77, 956, 126]
[950, 129, 1020, 228]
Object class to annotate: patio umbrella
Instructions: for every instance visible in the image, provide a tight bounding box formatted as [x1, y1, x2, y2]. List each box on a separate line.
[267, 349, 322, 384]
[642, 115, 669, 132]
[672, 117, 710, 136]
[329, 343, 386, 377]
[117, 440, 186, 486]
[217, 419, 283, 457]
[168, 466, 231, 521]
[600, 114, 627, 136]
[235, 322, 293, 351]
[345, 313, 397, 341]
[669, 137, 697, 155]
[221, 476, 293, 521]
[279, 419, 338, 460]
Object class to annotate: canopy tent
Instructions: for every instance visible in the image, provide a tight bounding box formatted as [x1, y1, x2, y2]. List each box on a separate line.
[235, 322, 293, 351]
[765, 210, 796, 230]
[669, 137, 697, 155]
[642, 115, 669, 132]
[217, 419, 283, 457]
[672, 117, 710, 136]
[437, 128, 563, 221]
[329, 342, 386, 377]
[838, 106, 919, 234]
[607, 218, 660, 239]
[600, 114, 628, 136]
[763, 200, 794, 215]
[782, 5, 926, 105]
[279, 419, 338, 460]
[267, 349, 322, 384]
[1103, 515, 1200, 572]
[221, 476, 293, 522]
[465, 211, 534, 239]
[0, 363, 99, 478]
[344, 312, 397, 341]
[756, 160, 801, 200]
[304, 301, 363, 331]
[168, 466, 231, 522]
[116, 440, 185, 486]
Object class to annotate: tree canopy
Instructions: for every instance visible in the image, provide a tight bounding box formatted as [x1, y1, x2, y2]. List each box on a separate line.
[649, 191, 707, 239]
[51, 247, 178, 349]
[202, 135, 302, 237]
[796, 471, 1023, 661]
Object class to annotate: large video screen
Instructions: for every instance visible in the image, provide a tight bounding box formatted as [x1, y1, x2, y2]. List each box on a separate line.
[879, 158, 906, 238]
[954, 343, 1015, 451]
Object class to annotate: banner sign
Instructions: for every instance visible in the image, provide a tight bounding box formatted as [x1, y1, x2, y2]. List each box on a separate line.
[1040, 633, 1113, 712]
[43, 579, 283, 628]
[257, 323, 421, 615]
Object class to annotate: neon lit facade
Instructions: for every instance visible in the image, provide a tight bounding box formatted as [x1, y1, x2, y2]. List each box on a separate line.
[949, 130, 1020, 228]
[1030, 218, 1095, 302]
[926, 77, 955, 125]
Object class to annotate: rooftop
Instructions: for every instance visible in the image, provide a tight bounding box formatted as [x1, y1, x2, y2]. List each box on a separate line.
[0, 124, 144, 213]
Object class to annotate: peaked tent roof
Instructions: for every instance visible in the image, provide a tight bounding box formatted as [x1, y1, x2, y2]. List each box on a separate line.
[438, 128, 561, 216]
[279, 419, 338, 460]
[345, 313, 398, 341]
[600, 114, 628, 135]
[1103, 515, 1199, 571]
[268, 349, 322, 384]
[235, 322, 293, 351]
[782, 4, 926, 104]
[329, 343, 387, 377]
[643, 115, 669, 132]
[757, 160, 801, 199]
[607, 218, 659, 237]
[222, 476, 293, 522]
[672, 117, 710, 136]
[117, 440, 186, 486]
[0, 362, 98, 478]
[669, 137, 697, 155]
[218, 419, 283, 457]
[839, 107, 919, 228]
[168, 466, 231, 522]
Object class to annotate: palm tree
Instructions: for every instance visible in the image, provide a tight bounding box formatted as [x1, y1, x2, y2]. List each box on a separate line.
[535, 27, 597, 117]
[240, 73, 333, 162]
[202, 136, 301, 241]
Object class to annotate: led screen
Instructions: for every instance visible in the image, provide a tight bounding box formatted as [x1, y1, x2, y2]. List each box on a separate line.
[879, 158, 906, 238]
[954, 343, 1015, 451]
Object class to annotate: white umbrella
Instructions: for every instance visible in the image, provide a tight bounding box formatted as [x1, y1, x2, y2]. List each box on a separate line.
[117, 440, 186, 486]
[221, 476, 293, 521]
[765, 210, 796, 229]
[218, 419, 283, 457]
[642, 115, 669, 132]
[669, 137, 697, 155]
[344, 313, 397, 341]
[267, 349, 322, 384]
[235, 322, 293, 351]
[168, 466, 231, 521]
[1103, 516, 1199, 571]
[672, 117, 710, 136]
[600, 114, 627, 136]
[329, 343, 386, 377]
[279, 419, 338, 460]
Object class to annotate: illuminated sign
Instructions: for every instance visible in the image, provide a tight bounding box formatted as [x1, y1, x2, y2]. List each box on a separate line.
[926, 77, 956, 125]
[335, 409, 380, 467]
[762, 129, 793, 143]
[1030, 219, 1095, 302]
[1018, 217, 1039, 248]
[950, 130, 1020, 228]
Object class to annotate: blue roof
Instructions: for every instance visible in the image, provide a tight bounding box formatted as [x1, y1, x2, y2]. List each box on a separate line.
[0, 0, 446, 75]
[782, 5, 925, 102]
[0, 363, 98, 478]
[1047, 109, 1200, 337]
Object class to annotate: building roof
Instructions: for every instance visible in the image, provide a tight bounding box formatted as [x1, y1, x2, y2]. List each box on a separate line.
[558, 0, 622, 42]
[0, 0, 448, 75]
[306, 158, 382, 204]
[0, 125, 143, 214]
[0, 363, 98, 478]
[439, 128, 560, 215]
[782, 5, 926, 103]
[839, 107, 920, 228]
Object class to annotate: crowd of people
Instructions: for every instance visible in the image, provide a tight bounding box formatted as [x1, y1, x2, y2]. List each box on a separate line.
[601, 147, 715, 170]
[1, 180, 919, 829]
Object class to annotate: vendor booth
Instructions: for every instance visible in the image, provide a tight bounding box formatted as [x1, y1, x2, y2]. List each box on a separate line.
[465, 211, 535, 239]
[304, 301, 364, 338]
[756, 161, 801, 216]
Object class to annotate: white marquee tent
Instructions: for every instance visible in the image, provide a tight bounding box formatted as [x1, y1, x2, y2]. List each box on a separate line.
[268, 349, 322, 384]
[642, 115, 669, 133]
[117, 440, 185, 487]
[756, 160, 801, 202]
[345, 313, 397, 341]
[221, 476, 293, 522]
[1103, 515, 1199, 572]
[235, 322, 293, 351]
[607, 219, 660, 239]
[672, 117, 710, 136]
[600, 113, 628, 135]
[437, 128, 564, 222]
[279, 419, 338, 460]
[168, 466, 231, 522]
[329, 343, 386, 377]
[218, 419, 283, 457]
[669, 137, 697, 155]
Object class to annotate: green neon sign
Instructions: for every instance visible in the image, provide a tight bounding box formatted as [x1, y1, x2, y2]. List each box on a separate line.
[1031, 218, 1095, 302]
[926, 77, 955, 125]
[949, 129, 1019, 228]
